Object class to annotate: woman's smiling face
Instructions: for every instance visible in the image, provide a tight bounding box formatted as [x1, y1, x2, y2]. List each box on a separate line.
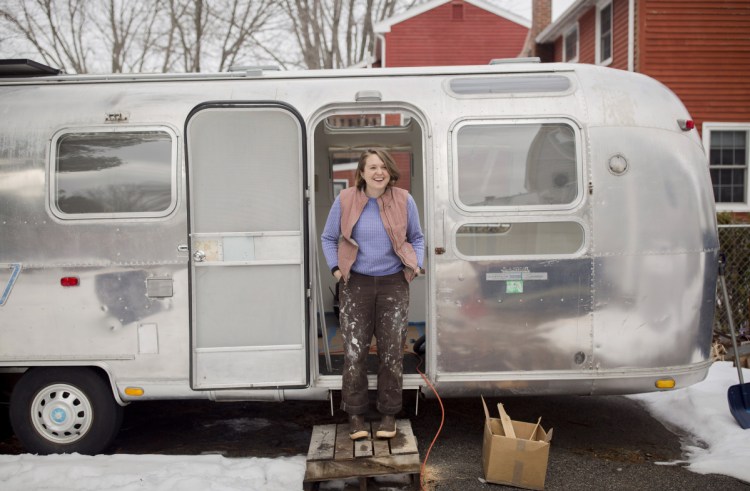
[362, 153, 391, 196]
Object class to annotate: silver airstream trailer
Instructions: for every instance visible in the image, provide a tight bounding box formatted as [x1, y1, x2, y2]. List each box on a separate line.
[0, 59, 718, 454]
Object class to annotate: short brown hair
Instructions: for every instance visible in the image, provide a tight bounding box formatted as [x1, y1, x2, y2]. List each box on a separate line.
[354, 149, 400, 190]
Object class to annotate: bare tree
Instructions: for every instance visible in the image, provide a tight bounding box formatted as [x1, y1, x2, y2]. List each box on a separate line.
[164, 0, 281, 72]
[0, 0, 194, 74]
[278, 0, 410, 69]
[214, 0, 278, 71]
[0, 0, 92, 73]
[164, 0, 209, 72]
[95, 0, 173, 73]
[0, 0, 416, 73]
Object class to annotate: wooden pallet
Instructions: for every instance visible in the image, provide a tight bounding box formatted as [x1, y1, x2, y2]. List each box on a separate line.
[304, 419, 421, 490]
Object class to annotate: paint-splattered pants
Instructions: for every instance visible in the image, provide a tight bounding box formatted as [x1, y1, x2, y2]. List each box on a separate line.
[339, 271, 410, 416]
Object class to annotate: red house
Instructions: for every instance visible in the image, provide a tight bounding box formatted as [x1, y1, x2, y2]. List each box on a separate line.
[535, 0, 750, 212]
[370, 0, 530, 67]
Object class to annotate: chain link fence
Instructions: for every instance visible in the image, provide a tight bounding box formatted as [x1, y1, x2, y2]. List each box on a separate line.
[715, 224, 750, 350]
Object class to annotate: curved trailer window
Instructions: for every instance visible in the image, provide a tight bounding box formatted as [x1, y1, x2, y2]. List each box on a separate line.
[456, 222, 584, 257]
[454, 122, 578, 209]
[50, 127, 177, 219]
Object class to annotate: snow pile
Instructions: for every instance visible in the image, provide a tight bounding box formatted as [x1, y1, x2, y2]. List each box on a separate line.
[629, 361, 750, 482]
[0, 453, 305, 491]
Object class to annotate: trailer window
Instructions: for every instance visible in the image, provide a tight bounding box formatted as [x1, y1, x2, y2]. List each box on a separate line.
[52, 129, 176, 218]
[455, 222, 584, 257]
[449, 75, 570, 96]
[454, 122, 578, 208]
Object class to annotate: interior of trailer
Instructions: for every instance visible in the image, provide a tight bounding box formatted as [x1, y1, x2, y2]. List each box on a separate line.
[312, 110, 427, 377]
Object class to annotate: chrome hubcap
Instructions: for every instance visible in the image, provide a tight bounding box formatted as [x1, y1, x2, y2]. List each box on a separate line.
[31, 383, 93, 444]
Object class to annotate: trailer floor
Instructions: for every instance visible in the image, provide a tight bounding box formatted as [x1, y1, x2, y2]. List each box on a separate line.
[318, 314, 425, 376]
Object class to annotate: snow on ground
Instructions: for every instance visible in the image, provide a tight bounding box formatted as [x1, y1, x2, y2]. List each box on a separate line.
[0, 362, 748, 490]
[628, 361, 750, 482]
[0, 453, 306, 491]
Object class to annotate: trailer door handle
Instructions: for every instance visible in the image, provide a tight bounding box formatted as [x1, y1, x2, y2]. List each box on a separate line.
[177, 244, 189, 252]
[193, 250, 206, 262]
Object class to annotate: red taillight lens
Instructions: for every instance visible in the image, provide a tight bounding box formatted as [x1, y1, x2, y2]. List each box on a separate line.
[678, 119, 695, 131]
[60, 277, 80, 287]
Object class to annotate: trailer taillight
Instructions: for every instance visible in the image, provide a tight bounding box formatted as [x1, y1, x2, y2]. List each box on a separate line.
[60, 277, 79, 287]
[677, 119, 695, 131]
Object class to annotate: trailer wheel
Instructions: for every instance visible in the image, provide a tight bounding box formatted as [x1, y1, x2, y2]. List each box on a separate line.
[9, 367, 123, 455]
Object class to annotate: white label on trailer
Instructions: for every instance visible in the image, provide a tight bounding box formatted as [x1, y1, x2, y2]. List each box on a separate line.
[486, 272, 548, 281]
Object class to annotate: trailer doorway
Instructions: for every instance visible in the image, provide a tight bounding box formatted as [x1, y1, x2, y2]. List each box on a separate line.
[312, 109, 428, 387]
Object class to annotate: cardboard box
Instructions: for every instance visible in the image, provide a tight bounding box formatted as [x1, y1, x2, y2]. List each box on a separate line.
[481, 396, 553, 490]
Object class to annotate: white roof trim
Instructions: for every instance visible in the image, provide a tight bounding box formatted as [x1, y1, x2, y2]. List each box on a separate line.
[536, 0, 596, 44]
[374, 0, 530, 34]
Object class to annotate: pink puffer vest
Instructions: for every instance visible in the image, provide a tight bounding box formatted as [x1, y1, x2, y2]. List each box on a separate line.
[337, 186, 419, 283]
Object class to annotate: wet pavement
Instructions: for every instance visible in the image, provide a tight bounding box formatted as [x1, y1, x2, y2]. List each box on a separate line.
[1, 386, 748, 490]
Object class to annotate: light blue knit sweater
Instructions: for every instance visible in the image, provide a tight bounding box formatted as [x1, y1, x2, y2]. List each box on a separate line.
[321, 195, 424, 276]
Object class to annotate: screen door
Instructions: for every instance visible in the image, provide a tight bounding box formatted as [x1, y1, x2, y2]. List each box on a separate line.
[186, 104, 307, 389]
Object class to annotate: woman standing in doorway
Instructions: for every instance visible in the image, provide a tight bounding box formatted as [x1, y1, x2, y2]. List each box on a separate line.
[321, 149, 424, 440]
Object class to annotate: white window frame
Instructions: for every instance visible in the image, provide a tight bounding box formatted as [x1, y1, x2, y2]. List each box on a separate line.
[703, 122, 750, 212]
[48, 125, 179, 221]
[596, 0, 613, 66]
[449, 117, 585, 213]
[563, 24, 579, 63]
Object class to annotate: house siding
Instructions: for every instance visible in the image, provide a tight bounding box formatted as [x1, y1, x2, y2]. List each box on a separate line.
[611, 0, 629, 69]
[637, 0, 750, 132]
[548, 0, 629, 68]
[554, 37, 563, 61]
[384, 1, 528, 67]
[578, 10, 596, 64]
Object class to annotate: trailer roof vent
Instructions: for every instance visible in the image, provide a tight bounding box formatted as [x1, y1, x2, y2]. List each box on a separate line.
[0, 59, 63, 78]
[489, 57, 540, 64]
[449, 75, 570, 96]
[227, 65, 281, 76]
[355, 90, 382, 102]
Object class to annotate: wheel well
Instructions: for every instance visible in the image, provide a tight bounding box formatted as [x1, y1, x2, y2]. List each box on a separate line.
[8, 364, 125, 454]
[7, 365, 125, 406]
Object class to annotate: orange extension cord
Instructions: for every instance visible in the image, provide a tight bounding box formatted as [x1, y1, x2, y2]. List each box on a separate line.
[410, 352, 445, 491]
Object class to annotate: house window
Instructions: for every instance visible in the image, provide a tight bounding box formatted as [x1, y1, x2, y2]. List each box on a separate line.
[453, 120, 579, 209]
[50, 127, 177, 219]
[564, 25, 579, 62]
[703, 123, 750, 207]
[596, 1, 613, 65]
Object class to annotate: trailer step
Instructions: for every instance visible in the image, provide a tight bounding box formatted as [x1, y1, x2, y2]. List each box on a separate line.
[304, 419, 420, 490]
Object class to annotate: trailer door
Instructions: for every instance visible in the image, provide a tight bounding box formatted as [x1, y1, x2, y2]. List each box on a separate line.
[186, 103, 308, 389]
[434, 118, 591, 377]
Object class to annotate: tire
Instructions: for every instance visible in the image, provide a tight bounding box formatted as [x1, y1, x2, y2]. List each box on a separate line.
[9, 367, 123, 455]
